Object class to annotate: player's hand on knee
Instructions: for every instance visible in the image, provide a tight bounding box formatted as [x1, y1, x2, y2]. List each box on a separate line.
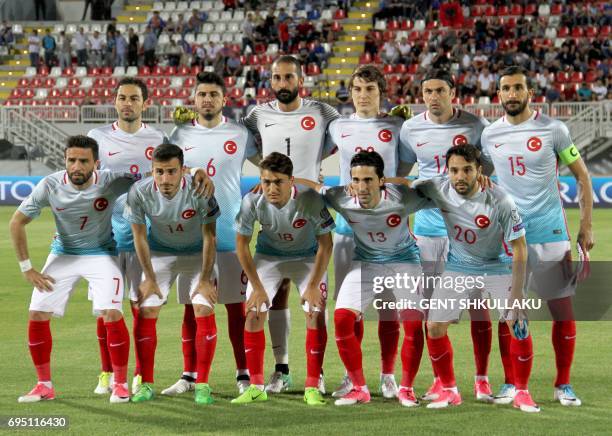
[138, 278, 162, 306]
[25, 269, 55, 292]
[193, 279, 217, 305]
[247, 288, 269, 317]
[302, 285, 324, 314]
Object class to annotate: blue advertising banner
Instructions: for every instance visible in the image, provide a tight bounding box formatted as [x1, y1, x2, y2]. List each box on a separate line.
[1, 176, 611, 208]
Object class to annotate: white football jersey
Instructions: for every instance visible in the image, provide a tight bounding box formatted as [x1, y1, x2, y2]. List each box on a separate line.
[169, 117, 257, 252]
[242, 98, 340, 181]
[399, 109, 489, 237]
[88, 122, 168, 251]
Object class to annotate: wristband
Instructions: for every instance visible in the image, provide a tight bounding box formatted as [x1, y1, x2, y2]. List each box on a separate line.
[19, 259, 32, 273]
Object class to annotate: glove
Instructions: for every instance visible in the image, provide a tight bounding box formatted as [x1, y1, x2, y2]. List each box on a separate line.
[173, 106, 197, 125]
[389, 104, 413, 120]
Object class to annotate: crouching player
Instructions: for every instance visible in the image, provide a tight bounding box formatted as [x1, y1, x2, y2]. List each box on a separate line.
[124, 143, 220, 404]
[10, 135, 136, 403]
[301, 151, 434, 407]
[232, 152, 334, 406]
[406, 144, 538, 412]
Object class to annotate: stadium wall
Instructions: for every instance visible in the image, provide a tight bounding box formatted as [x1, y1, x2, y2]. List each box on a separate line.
[1, 176, 611, 207]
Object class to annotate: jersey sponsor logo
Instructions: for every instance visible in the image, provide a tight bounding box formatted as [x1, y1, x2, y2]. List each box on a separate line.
[386, 214, 401, 227]
[264, 123, 276, 128]
[224, 140, 238, 155]
[341, 133, 352, 138]
[182, 209, 196, 219]
[494, 143, 504, 148]
[293, 218, 307, 228]
[108, 151, 121, 156]
[301, 116, 316, 130]
[453, 134, 468, 146]
[475, 214, 490, 229]
[93, 197, 109, 211]
[145, 146, 154, 160]
[416, 142, 429, 147]
[526, 136, 542, 152]
[185, 146, 195, 151]
[378, 129, 392, 143]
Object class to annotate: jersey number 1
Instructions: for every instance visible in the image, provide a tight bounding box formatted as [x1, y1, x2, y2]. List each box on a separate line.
[285, 137, 290, 156]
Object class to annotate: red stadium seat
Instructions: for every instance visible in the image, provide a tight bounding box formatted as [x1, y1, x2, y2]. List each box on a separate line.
[551, 4, 562, 14]
[178, 65, 190, 76]
[152, 66, 163, 76]
[39, 66, 49, 76]
[602, 26, 610, 37]
[101, 66, 113, 76]
[462, 96, 475, 105]
[49, 89, 61, 98]
[177, 88, 191, 98]
[224, 76, 236, 88]
[534, 95, 546, 103]
[18, 78, 29, 87]
[260, 54, 273, 65]
[254, 43, 266, 54]
[75, 89, 86, 98]
[63, 67, 75, 77]
[388, 20, 399, 31]
[159, 99, 171, 106]
[10, 88, 22, 99]
[510, 4, 522, 15]
[492, 95, 500, 103]
[145, 77, 157, 88]
[585, 70, 597, 83]
[43, 78, 55, 88]
[93, 77, 106, 88]
[87, 88, 100, 98]
[556, 71, 569, 83]
[359, 53, 372, 64]
[570, 71, 583, 83]
[382, 30, 394, 41]
[394, 64, 407, 74]
[61, 89, 74, 98]
[151, 88, 163, 98]
[505, 17, 517, 28]
[248, 54, 260, 65]
[334, 9, 346, 19]
[158, 77, 170, 87]
[451, 97, 461, 105]
[90, 67, 102, 76]
[191, 65, 202, 75]
[485, 6, 496, 16]
[138, 66, 151, 76]
[30, 77, 42, 88]
[165, 88, 177, 98]
[257, 88, 270, 98]
[68, 78, 80, 87]
[229, 87, 243, 99]
[331, 21, 342, 32]
[524, 4, 536, 15]
[586, 26, 598, 38]
[557, 26, 569, 37]
[239, 55, 248, 65]
[166, 66, 177, 76]
[306, 63, 321, 76]
[382, 64, 394, 74]
[400, 20, 412, 30]
[471, 6, 483, 17]
[497, 5, 509, 15]
[571, 27, 584, 38]
[184, 77, 196, 87]
[107, 77, 118, 88]
[407, 63, 418, 74]
[298, 88, 310, 98]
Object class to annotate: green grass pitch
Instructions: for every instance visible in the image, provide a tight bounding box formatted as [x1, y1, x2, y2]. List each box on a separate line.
[0, 206, 611, 434]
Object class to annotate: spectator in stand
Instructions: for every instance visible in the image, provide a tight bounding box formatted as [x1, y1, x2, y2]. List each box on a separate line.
[381, 39, 400, 64]
[278, 17, 291, 53]
[419, 45, 434, 69]
[165, 16, 177, 34]
[58, 31, 72, 69]
[278, 7, 288, 23]
[592, 80, 608, 101]
[82, 0, 93, 20]
[42, 29, 56, 69]
[472, 49, 488, 69]
[460, 70, 478, 96]
[335, 79, 349, 104]
[205, 41, 220, 66]
[245, 67, 260, 89]
[398, 37, 412, 64]
[149, 11, 166, 37]
[115, 30, 127, 67]
[536, 68, 554, 93]
[28, 29, 40, 68]
[477, 66, 495, 97]
[225, 51, 243, 77]
[296, 17, 314, 43]
[88, 30, 104, 67]
[431, 46, 450, 69]
[0, 21, 14, 51]
[242, 13, 255, 53]
[176, 13, 187, 36]
[545, 84, 561, 103]
[263, 9, 276, 40]
[143, 25, 157, 68]
[34, 0, 47, 20]
[74, 27, 88, 66]
[105, 29, 116, 67]
[577, 82, 594, 101]
[307, 39, 328, 67]
[187, 9, 204, 34]
[165, 39, 182, 67]
[127, 27, 139, 66]
[364, 29, 378, 56]
[223, 0, 236, 10]
[193, 44, 206, 68]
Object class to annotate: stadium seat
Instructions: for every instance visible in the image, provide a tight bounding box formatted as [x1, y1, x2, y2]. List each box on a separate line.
[538, 3, 551, 16]
[24, 67, 37, 78]
[550, 4, 562, 14]
[30, 77, 42, 88]
[585, 70, 597, 83]
[138, 66, 151, 76]
[334, 9, 346, 19]
[39, 66, 50, 76]
[35, 88, 48, 100]
[43, 77, 55, 88]
[68, 78, 80, 87]
[556, 71, 569, 83]
[101, 66, 113, 76]
[462, 96, 475, 105]
[64, 67, 75, 77]
[525, 4, 537, 15]
[112, 67, 125, 77]
[126, 66, 138, 77]
[510, 4, 522, 15]
[586, 26, 598, 38]
[224, 76, 236, 88]
[158, 77, 170, 87]
[184, 77, 196, 87]
[571, 27, 584, 38]
[557, 26, 569, 37]
[306, 64, 321, 76]
[80, 77, 93, 89]
[56, 77, 68, 88]
[570, 71, 583, 83]
[93, 77, 106, 88]
[50, 67, 62, 77]
[75, 67, 88, 77]
[170, 77, 184, 88]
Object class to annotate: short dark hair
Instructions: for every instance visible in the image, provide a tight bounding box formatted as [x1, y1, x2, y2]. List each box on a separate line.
[445, 143, 481, 168]
[350, 150, 385, 179]
[195, 71, 226, 95]
[260, 152, 293, 177]
[421, 69, 455, 89]
[348, 64, 387, 96]
[152, 143, 184, 167]
[497, 65, 533, 90]
[116, 77, 149, 101]
[272, 55, 302, 78]
[65, 135, 99, 160]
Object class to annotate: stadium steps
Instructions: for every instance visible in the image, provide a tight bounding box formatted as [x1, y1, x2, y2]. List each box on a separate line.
[0, 34, 27, 102]
[116, 0, 152, 24]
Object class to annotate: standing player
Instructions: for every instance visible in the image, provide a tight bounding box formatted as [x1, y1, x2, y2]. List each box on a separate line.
[325, 65, 413, 399]
[87, 77, 168, 395]
[231, 153, 334, 405]
[481, 66, 594, 406]
[300, 151, 433, 407]
[164, 72, 259, 395]
[124, 144, 220, 404]
[242, 55, 340, 392]
[10, 136, 134, 403]
[399, 69, 495, 401]
[403, 143, 538, 412]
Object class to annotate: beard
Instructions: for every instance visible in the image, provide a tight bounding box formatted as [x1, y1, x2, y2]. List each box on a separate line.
[274, 87, 299, 104]
[199, 107, 222, 121]
[502, 98, 528, 116]
[68, 169, 93, 186]
[453, 179, 476, 195]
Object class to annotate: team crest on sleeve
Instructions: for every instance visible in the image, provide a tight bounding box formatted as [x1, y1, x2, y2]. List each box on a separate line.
[386, 214, 401, 227]
[145, 146, 154, 160]
[182, 209, 196, 219]
[224, 140, 238, 155]
[475, 214, 491, 229]
[378, 129, 392, 143]
[293, 218, 307, 228]
[526, 137, 542, 152]
[93, 197, 109, 211]
[453, 134, 468, 146]
[301, 116, 316, 131]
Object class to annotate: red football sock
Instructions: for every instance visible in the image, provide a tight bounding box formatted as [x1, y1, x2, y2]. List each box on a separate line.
[427, 335, 455, 388]
[28, 320, 52, 382]
[510, 336, 533, 390]
[400, 318, 423, 387]
[244, 329, 265, 385]
[334, 309, 366, 386]
[424, 323, 437, 378]
[195, 314, 217, 384]
[182, 305, 197, 374]
[135, 316, 157, 384]
[226, 302, 247, 370]
[378, 319, 400, 374]
[354, 316, 364, 344]
[105, 318, 130, 384]
[498, 322, 514, 384]
[305, 327, 326, 387]
[130, 305, 141, 376]
[96, 316, 112, 372]
[552, 320, 576, 386]
[470, 319, 492, 376]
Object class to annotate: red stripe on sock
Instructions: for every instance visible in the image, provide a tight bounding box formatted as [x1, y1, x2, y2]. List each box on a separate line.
[470, 319, 492, 377]
[28, 320, 52, 382]
[130, 305, 141, 376]
[335, 309, 365, 386]
[305, 327, 326, 387]
[96, 316, 112, 372]
[244, 330, 265, 385]
[378, 319, 400, 374]
[427, 334, 455, 388]
[552, 320, 576, 386]
[182, 305, 197, 373]
[400, 318, 423, 387]
[498, 322, 514, 384]
[105, 318, 130, 384]
[226, 302, 247, 370]
[511, 336, 533, 390]
[354, 316, 364, 344]
[195, 314, 217, 384]
[135, 316, 157, 384]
